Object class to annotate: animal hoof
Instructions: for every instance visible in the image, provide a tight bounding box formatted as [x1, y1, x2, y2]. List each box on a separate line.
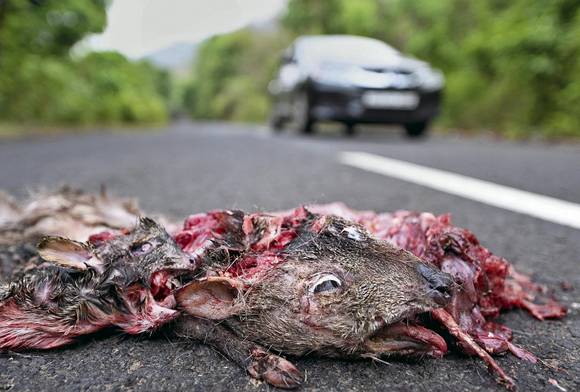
[247, 348, 303, 389]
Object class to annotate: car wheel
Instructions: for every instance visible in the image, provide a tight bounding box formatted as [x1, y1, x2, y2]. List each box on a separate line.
[344, 122, 356, 137]
[404, 121, 429, 138]
[298, 117, 314, 134]
[269, 113, 286, 133]
[293, 93, 315, 134]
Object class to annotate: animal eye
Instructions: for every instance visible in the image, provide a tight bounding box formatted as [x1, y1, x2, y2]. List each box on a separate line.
[130, 241, 153, 256]
[310, 274, 342, 294]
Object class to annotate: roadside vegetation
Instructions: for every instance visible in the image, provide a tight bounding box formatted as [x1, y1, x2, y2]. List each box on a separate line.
[2, 1, 579, 140]
[0, 0, 170, 128]
[186, 0, 580, 139]
[185, 30, 290, 123]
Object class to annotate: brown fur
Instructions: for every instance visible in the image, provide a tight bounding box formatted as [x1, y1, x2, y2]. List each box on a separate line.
[177, 213, 452, 359]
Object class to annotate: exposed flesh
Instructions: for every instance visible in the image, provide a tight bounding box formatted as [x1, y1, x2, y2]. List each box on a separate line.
[0, 190, 567, 388]
[174, 202, 567, 388]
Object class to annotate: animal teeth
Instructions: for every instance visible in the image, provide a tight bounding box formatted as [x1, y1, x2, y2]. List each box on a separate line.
[166, 277, 180, 290]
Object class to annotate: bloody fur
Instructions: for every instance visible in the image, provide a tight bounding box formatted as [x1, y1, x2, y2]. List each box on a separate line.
[0, 190, 567, 389]
[174, 203, 566, 389]
[0, 217, 195, 350]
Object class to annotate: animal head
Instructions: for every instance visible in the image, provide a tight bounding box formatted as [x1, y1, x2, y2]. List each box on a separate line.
[36, 217, 197, 332]
[177, 213, 453, 358]
[39, 217, 194, 280]
[90, 217, 198, 299]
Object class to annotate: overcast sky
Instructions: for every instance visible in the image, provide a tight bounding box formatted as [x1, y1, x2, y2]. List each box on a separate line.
[87, 0, 287, 58]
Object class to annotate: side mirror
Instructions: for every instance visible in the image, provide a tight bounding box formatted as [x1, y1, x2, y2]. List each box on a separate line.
[281, 50, 295, 65]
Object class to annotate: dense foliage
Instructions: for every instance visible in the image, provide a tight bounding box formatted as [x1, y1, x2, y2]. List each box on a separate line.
[186, 30, 289, 123]
[0, 0, 169, 125]
[188, 0, 580, 138]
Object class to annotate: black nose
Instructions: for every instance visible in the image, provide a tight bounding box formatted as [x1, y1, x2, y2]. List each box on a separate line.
[417, 264, 453, 306]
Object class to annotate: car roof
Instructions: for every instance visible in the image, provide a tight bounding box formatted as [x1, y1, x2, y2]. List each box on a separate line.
[294, 35, 397, 51]
[292, 35, 401, 67]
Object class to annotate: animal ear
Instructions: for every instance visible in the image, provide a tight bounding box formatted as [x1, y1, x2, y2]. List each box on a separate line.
[37, 237, 99, 270]
[176, 276, 244, 320]
[138, 216, 159, 229]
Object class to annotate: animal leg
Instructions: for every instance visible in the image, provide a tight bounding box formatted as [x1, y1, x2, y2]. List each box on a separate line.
[175, 316, 303, 389]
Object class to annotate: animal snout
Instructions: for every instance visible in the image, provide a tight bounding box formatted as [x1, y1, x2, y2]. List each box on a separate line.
[417, 264, 454, 306]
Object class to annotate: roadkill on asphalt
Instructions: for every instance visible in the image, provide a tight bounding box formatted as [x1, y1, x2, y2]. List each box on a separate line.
[0, 188, 567, 390]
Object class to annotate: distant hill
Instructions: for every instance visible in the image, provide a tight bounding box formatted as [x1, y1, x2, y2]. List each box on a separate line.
[141, 17, 280, 74]
[142, 42, 199, 73]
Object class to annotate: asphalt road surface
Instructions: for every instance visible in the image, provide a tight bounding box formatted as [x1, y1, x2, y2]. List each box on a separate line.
[1, 122, 579, 392]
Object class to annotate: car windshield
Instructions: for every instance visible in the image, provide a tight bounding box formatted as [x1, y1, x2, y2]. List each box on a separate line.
[297, 36, 399, 67]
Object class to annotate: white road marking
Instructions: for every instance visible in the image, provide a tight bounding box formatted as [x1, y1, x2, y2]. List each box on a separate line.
[339, 151, 580, 230]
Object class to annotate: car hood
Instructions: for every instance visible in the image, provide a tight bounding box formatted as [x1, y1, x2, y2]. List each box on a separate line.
[305, 54, 428, 73]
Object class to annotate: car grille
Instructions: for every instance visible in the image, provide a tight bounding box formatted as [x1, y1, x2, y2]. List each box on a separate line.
[362, 67, 413, 75]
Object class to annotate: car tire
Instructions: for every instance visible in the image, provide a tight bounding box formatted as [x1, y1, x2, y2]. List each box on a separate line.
[404, 121, 429, 138]
[298, 117, 314, 134]
[270, 113, 286, 133]
[344, 122, 356, 137]
[293, 93, 315, 134]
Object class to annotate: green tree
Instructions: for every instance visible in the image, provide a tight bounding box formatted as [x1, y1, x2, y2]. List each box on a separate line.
[187, 29, 288, 122]
[187, 0, 580, 138]
[0, 0, 169, 126]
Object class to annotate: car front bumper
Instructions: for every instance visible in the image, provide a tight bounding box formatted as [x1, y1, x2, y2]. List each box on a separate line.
[308, 83, 442, 124]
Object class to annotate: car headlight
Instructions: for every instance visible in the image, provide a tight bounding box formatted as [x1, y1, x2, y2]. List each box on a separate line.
[416, 67, 444, 92]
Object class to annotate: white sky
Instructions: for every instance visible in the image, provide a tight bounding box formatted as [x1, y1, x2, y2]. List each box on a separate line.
[87, 0, 287, 58]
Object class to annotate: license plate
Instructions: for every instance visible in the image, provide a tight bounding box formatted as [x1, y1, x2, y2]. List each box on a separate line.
[362, 91, 419, 109]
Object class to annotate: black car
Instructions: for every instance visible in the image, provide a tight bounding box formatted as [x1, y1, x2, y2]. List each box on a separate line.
[268, 35, 444, 137]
